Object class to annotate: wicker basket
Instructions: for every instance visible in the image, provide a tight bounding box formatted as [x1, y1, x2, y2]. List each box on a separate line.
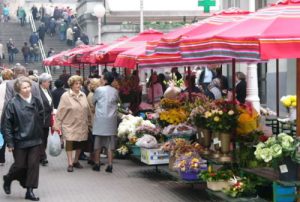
[207, 181, 229, 191]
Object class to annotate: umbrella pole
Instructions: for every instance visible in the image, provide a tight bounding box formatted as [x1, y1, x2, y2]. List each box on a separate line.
[64, 66, 66, 71]
[188, 66, 192, 101]
[69, 66, 71, 75]
[297, 58, 300, 137]
[151, 69, 154, 108]
[89, 64, 91, 77]
[276, 59, 280, 117]
[83, 64, 85, 78]
[232, 58, 236, 102]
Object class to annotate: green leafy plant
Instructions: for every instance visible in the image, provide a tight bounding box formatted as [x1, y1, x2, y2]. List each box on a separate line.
[199, 170, 234, 182]
[223, 177, 256, 198]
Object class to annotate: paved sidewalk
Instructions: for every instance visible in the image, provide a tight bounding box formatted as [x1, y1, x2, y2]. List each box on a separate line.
[0, 152, 212, 202]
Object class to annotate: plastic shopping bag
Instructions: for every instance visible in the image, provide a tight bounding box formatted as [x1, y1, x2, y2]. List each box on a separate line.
[48, 131, 62, 157]
[0, 131, 3, 149]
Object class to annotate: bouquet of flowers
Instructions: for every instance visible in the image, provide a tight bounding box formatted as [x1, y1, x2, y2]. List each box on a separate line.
[160, 98, 182, 109]
[117, 115, 156, 141]
[115, 76, 142, 103]
[280, 95, 297, 108]
[135, 125, 160, 137]
[254, 133, 300, 163]
[161, 139, 203, 157]
[205, 100, 239, 133]
[159, 108, 189, 126]
[199, 170, 234, 182]
[236, 103, 259, 135]
[116, 145, 129, 156]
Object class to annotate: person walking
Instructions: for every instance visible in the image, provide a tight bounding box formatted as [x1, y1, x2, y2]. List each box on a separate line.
[6, 38, 16, 63]
[0, 69, 14, 166]
[21, 42, 31, 64]
[92, 72, 119, 172]
[2, 76, 43, 201]
[38, 73, 53, 166]
[32, 44, 40, 62]
[2, 4, 9, 22]
[31, 5, 38, 20]
[29, 32, 39, 47]
[53, 75, 91, 172]
[59, 21, 67, 41]
[17, 6, 26, 26]
[66, 26, 73, 46]
[37, 23, 46, 43]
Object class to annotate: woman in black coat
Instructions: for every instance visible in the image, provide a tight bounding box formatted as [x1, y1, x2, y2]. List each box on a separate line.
[235, 72, 247, 104]
[2, 76, 43, 201]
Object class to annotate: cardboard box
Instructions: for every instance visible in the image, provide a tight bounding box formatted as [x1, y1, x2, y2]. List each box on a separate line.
[141, 148, 169, 165]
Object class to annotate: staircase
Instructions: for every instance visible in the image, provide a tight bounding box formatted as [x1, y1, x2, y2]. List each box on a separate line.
[0, 19, 84, 81]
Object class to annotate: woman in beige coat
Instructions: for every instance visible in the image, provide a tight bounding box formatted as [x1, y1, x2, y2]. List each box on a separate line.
[53, 75, 91, 172]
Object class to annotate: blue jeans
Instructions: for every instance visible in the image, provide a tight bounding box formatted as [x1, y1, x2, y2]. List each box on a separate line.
[59, 32, 65, 41]
[8, 52, 14, 63]
[24, 54, 30, 63]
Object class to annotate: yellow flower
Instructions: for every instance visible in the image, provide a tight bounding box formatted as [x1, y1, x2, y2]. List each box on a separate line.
[205, 111, 212, 118]
[214, 116, 220, 122]
[292, 101, 297, 107]
[218, 111, 223, 115]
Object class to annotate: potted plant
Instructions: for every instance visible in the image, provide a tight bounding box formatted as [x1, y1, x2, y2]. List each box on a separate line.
[223, 177, 256, 198]
[189, 96, 214, 154]
[174, 152, 205, 181]
[199, 169, 234, 191]
[254, 133, 300, 181]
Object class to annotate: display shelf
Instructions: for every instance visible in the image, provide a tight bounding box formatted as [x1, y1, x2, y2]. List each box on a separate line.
[206, 189, 268, 202]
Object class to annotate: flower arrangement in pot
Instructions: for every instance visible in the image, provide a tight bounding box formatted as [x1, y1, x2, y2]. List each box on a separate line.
[199, 169, 234, 191]
[189, 96, 215, 154]
[280, 95, 297, 121]
[205, 100, 239, 161]
[223, 177, 256, 198]
[174, 152, 206, 181]
[254, 133, 300, 181]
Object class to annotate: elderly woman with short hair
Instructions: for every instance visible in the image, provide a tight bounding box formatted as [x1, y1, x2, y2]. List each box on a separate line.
[53, 75, 91, 172]
[38, 73, 53, 166]
[3, 76, 44, 200]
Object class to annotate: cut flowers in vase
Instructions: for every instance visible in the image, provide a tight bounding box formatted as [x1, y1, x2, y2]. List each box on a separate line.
[174, 152, 206, 173]
[205, 100, 239, 133]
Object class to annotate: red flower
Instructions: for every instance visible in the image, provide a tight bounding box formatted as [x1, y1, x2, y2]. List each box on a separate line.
[259, 135, 269, 142]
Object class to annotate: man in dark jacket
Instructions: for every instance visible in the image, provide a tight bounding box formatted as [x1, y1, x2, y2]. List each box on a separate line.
[38, 73, 53, 166]
[2, 76, 43, 201]
[21, 42, 30, 64]
[37, 23, 46, 43]
[51, 80, 66, 109]
[29, 32, 39, 47]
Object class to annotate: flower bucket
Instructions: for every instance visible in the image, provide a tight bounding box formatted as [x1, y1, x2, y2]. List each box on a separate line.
[288, 107, 296, 121]
[207, 181, 229, 191]
[131, 145, 141, 157]
[278, 157, 298, 181]
[274, 184, 296, 202]
[179, 171, 199, 181]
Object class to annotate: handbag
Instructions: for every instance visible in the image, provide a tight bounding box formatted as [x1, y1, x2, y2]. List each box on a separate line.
[13, 48, 19, 54]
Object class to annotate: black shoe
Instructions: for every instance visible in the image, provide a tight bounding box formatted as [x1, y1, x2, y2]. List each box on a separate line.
[25, 188, 39, 201]
[79, 153, 88, 161]
[41, 159, 48, 166]
[3, 175, 11, 195]
[88, 160, 95, 165]
[92, 164, 100, 172]
[105, 165, 113, 173]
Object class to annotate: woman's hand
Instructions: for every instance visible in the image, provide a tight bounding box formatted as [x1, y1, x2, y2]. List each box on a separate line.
[52, 126, 60, 132]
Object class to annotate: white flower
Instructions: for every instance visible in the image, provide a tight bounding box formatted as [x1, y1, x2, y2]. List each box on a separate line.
[260, 148, 273, 163]
[228, 110, 234, 115]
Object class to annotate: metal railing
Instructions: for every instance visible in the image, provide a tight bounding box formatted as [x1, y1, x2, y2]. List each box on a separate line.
[28, 13, 51, 75]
